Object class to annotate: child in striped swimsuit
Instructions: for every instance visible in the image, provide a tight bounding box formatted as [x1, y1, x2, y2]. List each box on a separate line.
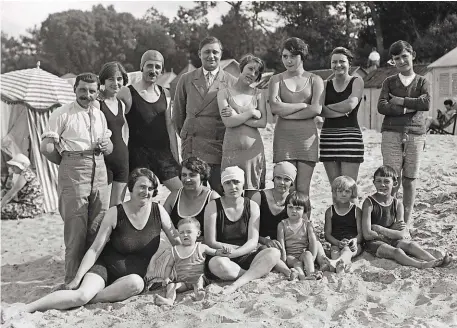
[154, 218, 227, 305]
[277, 191, 323, 281]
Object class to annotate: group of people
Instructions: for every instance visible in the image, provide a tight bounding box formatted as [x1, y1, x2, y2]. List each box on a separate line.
[2, 36, 454, 318]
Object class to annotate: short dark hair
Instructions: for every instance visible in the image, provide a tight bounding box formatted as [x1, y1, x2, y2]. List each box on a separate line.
[199, 36, 223, 51]
[127, 168, 159, 197]
[373, 165, 398, 184]
[74, 72, 100, 90]
[444, 99, 454, 106]
[177, 217, 201, 230]
[239, 54, 265, 82]
[331, 47, 354, 65]
[180, 156, 211, 183]
[99, 61, 128, 86]
[389, 40, 413, 57]
[285, 191, 310, 213]
[282, 37, 309, 62]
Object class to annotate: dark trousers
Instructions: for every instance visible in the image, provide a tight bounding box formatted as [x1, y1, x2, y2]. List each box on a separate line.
[208, 163, 223, 195]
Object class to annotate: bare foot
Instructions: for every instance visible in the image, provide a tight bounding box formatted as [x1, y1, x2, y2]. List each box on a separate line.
[304, 271, 323, 281]
[289, 269, 299, 281]
[319, 255, 336, 273]
[298, 273, 307, 281]
[335, 259, 345, 274]
[438, 253, 453, 267]
[154, 294, 174, 306]
[195, 289, 206, 301]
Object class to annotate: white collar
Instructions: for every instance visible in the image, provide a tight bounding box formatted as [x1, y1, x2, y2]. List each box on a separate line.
[74, 100, 96, 113]
[202, 66, 220, 77]
[398, 73, 416, 87]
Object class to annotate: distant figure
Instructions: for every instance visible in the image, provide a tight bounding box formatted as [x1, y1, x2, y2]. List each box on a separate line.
[367, 47, 380, 68]
[426, 98, 457, 130]
[1, 154, 44, 220]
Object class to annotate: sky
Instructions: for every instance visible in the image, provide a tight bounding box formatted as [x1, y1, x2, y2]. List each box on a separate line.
[0, 0, 231, 38]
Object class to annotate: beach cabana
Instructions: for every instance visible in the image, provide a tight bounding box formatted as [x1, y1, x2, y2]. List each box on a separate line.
[1, 63, 75, 212]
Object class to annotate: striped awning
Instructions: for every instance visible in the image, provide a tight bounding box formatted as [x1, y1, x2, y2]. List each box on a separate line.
[1, 64, 75, 111]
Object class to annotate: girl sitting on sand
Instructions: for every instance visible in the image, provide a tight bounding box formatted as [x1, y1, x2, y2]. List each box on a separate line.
[362, 165, 452, 268]
[324, 176, 363, 273]
[277, 191, 324, 280]
[154, 218, 227, 305]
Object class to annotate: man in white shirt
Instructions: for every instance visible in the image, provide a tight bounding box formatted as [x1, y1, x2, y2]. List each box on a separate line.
[40, 73, 113, 284]
[368, 47, 381, 68]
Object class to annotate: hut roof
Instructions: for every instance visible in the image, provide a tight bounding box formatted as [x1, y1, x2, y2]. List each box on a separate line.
[428, 47, 457, 68]
[363, 64, 431, 89]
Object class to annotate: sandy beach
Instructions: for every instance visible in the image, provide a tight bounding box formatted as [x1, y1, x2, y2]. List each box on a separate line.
[2, 128, 457, 328]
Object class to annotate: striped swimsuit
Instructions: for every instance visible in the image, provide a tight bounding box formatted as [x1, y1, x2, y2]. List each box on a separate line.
[172, 242, 206, 284]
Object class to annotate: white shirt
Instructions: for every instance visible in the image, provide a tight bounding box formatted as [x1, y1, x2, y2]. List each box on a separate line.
[202, 66, 220, 86]
[41, 101, 112, 152]
[398, 73, 416, 87]
[368, 51, 380, 61]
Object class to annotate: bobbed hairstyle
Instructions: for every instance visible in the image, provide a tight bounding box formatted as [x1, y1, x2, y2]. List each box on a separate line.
[389, 40, 414, 57]
[285, 191, 310, 213]
[98, 61, 128, 86]
[199, 36, 223, 51]
[180, 156, 211, 183]
[74, 72, 100, 90]
[239, 54, 265, 82]
[331, 176, 358, 202]
[331, 47, 354, 65]
[282, 37, 309, 62]
[373, 165, 399, 184]
[127, 168, 159, 197]
[177, 217, 201, 231]
[444, 99, 454, 106]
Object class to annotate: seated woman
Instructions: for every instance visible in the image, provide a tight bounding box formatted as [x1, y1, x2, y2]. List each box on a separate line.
[1, 154, 44, 220]
[164, 156, 221, 236]
[5, 168, 180, 316]
[204, 166, 281, 295]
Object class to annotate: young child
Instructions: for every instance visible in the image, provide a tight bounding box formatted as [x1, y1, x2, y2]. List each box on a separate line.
[377, 40, 430, 228]
[324, 176, 363, 273]
[362, 165, 452, 268]
[154, 218, 227, 305]
[277, 191, 323, 280]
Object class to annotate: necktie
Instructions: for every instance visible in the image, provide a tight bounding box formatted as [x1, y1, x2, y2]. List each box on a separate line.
[206, 72, 214, 88]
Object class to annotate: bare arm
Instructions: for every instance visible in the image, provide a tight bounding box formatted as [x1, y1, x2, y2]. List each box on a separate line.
[355, 207, 363, 244]
[244, 91, 267, 128]
[320, 105, 346, 118]
[227, 200, 261, 258]
[217, 89, 256, 128]
[324, 207, 340, 247]
[159, 204, 181, 246]
[172, 75, 187, 134]
[117, 86, 132, 114]
[164, 88, 180, 163]
[204, 201, 240, 250]
[277, 222, 287, 262]
[326, 77, 364, 113]
[307, 223, 318, 256]
[1, 175, 27, 206]
[373, 200, 406, 240]
[268, 75, 307, 116]
[282, 75, 324, 120]
[361, 198, 380, 241]
[71, 207, 117, 284]
[163, 190, 179, 215]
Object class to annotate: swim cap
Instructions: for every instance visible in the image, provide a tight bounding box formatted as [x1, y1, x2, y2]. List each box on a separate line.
[273, 162, 297, 181]
[140, 50, 164, 70]
[221, 166, 245, 185]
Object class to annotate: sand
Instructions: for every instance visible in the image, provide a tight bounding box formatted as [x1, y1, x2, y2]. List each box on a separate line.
[2, 128, 457, 328]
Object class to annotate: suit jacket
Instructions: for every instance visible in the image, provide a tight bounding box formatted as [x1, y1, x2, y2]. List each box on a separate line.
[173, 67, 237, 164]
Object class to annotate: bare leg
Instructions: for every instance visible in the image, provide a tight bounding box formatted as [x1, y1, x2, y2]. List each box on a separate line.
[402, 177, 416, 226]
[273, 260, 292, 278]
[295, 161, 315, 198]
[25, 273, 105, 313]
[397, 240, 436, 261]
[323, 162, 341, 187]
[89, 274, 144, 304]
[330, 245, 341, 260]
[341, 162, 360, 183]
[301, 251, 316, 277]
[194, 275, 206, 301]
[163, 177, 183, 192]
[377, 245, 444, 268]
[286, 256, 305, 279]
[155, 282, 188, 306]
[222, 248, 280, 295]
[109, 182, 127, 207]
[208, 257, 246, 281]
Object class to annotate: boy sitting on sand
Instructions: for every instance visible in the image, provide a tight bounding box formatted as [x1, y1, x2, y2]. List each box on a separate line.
[154, 218, 228, 305]
[362, 165, 452, 268]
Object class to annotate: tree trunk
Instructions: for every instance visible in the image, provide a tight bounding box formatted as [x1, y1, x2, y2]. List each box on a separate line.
[367, 2, 384, 55]
[346, 1, 351, 44]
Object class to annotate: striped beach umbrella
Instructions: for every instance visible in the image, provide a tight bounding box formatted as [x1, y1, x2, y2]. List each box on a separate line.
[1, 62, 75, 111]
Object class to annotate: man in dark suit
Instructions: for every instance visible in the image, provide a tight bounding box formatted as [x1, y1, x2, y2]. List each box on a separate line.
[173, 36, 237, 194]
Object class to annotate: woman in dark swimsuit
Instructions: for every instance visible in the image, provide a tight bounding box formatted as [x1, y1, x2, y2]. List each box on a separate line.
[17, 168, 180, 313]
[204, 166, 281, 295]
[163, 156, 220, 237]
[98, 61, 129, 207]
